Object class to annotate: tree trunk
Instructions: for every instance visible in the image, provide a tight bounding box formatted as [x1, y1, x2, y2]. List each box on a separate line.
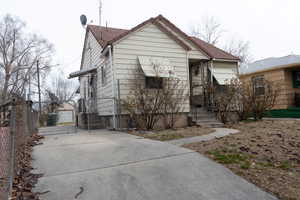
[1, 73, 10, 103]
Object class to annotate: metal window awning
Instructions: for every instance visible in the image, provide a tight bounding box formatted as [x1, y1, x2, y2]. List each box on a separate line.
[212, 67, 237, 85]
[138, 56, 177, 78]
[213, 73, 236, 85]
[69, 67, 97, 79]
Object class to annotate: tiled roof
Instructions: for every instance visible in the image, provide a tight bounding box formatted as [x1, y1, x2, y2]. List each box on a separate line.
[87, 15, 239, 61]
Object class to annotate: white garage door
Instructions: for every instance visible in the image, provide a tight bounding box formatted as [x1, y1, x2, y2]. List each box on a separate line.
[57, 110, 74, 124]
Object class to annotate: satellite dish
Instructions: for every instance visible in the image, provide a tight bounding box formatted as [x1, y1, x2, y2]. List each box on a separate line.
[80, 15, 87, 26]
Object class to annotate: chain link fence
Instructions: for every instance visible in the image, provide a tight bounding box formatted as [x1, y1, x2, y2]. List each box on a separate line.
[0, 100, 38, 200]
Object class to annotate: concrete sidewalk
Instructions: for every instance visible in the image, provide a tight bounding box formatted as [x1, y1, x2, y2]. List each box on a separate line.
[32, 128, 277, 200]
[168, 128, 240, 146]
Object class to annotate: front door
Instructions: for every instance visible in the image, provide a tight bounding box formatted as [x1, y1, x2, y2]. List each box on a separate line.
[189, 61, 208, 107]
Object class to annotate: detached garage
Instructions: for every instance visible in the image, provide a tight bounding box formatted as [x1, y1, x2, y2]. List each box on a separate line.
[57, 103, 75, 124]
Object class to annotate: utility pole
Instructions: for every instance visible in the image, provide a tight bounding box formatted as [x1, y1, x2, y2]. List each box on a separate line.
[37, 60, 42, 116]
[27, 74, 31, 101]
[99, 0, 102, 26]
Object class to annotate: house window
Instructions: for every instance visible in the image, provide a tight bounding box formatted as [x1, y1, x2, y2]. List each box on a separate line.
[89, 74, 97, 98]
[101, 66, 107, 86]
[145, 77, 163, 89]
[252, 75, 265, 95]
[293, 71, 300, 88]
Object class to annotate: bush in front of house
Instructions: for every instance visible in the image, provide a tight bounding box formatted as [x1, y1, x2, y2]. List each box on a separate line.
[122, 77, 188, 130]
[213, 78, 279, 123]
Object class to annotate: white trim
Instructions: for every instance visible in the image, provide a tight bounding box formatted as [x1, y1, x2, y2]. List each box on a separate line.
[213, 58, 239, 63]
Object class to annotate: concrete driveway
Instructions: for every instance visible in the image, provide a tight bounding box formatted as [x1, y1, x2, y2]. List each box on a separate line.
[32, 128, 277, 200]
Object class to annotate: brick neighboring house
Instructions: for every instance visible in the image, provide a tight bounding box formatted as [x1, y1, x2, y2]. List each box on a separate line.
[240, 55, 300, 110]
[69, 14, 240, 129]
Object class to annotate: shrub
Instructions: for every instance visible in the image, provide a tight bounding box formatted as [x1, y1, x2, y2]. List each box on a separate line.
[122, 76, 188, 130]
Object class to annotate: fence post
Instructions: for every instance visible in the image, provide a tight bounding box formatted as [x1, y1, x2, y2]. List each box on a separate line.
[26, 101, 33, 135]
[8, 100, 16, 200]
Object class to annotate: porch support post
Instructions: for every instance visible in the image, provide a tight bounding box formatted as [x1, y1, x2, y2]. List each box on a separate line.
[210, 60, 214, 108]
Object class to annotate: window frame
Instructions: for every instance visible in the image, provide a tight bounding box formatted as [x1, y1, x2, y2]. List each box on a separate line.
[101, 66, 107, 86]
[252, 75, 265, 96]
[293, 71, 300, 88]
[145, 77, 163, 89]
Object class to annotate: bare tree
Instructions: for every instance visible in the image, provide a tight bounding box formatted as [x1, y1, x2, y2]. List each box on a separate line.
[190, 16, 251, 63]
[190, 16, 223, 45]
[162, 78, 188, 129]
[213, 78, 279, 123]
[45, 72, 78, 105]
[0, 14, 54, 103]
[224, 38, 252, 63]
[121, 76, 165, 130]
[121, 71, 188, 130]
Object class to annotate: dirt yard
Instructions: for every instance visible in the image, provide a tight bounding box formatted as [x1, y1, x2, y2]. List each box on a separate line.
[184, 120, 300, 200]
[127, 126, 214, 141]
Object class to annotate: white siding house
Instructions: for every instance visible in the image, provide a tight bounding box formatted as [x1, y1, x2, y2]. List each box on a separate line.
[113, 23, 190, 112]
[79, 31, 102, 101]
[70, 14, 240, 129]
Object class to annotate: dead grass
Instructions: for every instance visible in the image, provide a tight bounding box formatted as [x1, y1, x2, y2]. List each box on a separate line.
[127, 126, 214, 141]
[184, 120, 300, 200]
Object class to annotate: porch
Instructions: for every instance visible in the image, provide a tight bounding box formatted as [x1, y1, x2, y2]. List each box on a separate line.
[188, 59, 238, 127]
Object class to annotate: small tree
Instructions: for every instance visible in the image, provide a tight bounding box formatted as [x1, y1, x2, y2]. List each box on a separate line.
[247, 79, 279, 120]
[213, 79, 239, 123]
[122, 74, 188, 130]
[161, 78, 188, 129]
[213, 78, 279, 123]
[45, 72, 78, 105]
[121, 78, 165, 130]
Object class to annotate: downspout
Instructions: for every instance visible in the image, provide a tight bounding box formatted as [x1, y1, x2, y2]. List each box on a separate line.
[108, 45, 117, 130]
[210, 59, 214, 109]
[186, 51, 190, 113]
[236, 61, 240, 77]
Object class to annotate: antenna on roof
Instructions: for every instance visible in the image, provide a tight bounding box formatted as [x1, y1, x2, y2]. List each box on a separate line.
[99, 0, 102, 26]
[106, 21, 108, 30]
[80, 14, 88, 28]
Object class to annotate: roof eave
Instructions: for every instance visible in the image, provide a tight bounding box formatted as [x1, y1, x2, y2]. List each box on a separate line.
[240, 62, 300, 77]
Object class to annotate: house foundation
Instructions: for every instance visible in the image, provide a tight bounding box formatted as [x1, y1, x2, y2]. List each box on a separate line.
[77, 112, 188, 130]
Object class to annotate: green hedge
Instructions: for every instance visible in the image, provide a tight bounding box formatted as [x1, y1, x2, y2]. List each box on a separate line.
[264, 107, 300, 118]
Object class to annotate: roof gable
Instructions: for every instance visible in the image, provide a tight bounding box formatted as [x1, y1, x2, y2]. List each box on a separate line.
[86, 14, 239, 61]
[107, 17, 191, 51]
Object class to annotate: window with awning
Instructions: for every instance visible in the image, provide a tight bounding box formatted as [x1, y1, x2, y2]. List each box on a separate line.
[213, 67, 237, 85]
[138, 56, 177, 78]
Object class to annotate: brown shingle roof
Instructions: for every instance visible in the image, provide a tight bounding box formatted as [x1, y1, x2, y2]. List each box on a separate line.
[190, 36, 240, 60]
[87, 25, 128, 47]
[87, 15, 239, 61]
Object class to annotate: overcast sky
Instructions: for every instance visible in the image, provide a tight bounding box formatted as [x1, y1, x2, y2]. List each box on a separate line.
[1, 0, 300, 75]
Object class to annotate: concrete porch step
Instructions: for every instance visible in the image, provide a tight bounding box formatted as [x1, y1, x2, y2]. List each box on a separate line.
[192, 115, 216, 120]
[196, 121, 224, 128]
[195, 119, 220, 123]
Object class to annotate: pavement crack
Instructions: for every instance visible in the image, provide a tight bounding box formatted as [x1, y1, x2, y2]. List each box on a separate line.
[74, 186, 84, 199]
[41, 151, 196, 178]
